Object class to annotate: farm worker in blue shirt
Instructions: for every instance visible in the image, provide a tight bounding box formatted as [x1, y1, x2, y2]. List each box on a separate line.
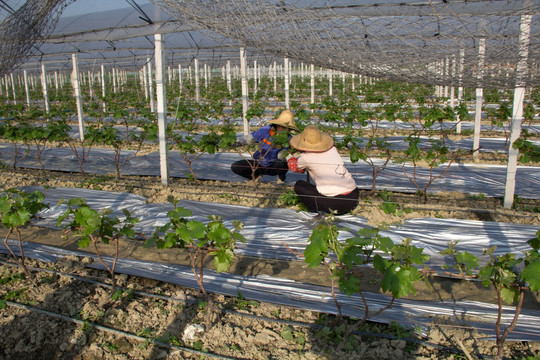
[231, 110, 298, 182]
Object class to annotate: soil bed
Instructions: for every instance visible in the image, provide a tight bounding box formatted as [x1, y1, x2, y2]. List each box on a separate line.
[1, 255, 539, 360]
[0, 167, 539, 359]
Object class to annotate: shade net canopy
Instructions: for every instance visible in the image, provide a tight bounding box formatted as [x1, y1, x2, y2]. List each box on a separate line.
[2, 0, 275, 74]
[0, 0, 75, 76]
[154, 0, 540, 88]
[1, 0, 539, 88]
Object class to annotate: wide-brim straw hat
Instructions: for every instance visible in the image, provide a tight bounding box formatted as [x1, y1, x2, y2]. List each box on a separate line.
[268, 110, 298, 131]
[290, 125, 334, 152]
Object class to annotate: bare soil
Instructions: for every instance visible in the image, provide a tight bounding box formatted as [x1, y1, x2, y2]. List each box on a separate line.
[1, 167, 540, 360]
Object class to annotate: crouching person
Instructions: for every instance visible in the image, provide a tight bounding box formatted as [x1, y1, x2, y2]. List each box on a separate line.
[287, 125, 359, 215]
[231, 110, 297, 182]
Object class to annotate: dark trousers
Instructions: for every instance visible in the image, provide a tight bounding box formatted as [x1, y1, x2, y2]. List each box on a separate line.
[231, 159, 288, 180]
[294, 180, 359, 215]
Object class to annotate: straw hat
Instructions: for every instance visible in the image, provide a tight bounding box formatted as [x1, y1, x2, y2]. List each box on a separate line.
[290, 125, 334, 152]
[268, 110, 298, 131]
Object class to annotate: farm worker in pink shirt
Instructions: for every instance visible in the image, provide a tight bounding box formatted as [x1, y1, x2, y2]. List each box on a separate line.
[287, 125, 359, 215]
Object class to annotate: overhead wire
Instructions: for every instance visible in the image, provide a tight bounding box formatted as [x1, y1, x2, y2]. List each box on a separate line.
[125, 0, 153, 25]
[0, 0, 15, 15]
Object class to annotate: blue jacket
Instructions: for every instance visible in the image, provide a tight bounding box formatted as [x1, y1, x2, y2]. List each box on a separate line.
[251, 125, 290, 167]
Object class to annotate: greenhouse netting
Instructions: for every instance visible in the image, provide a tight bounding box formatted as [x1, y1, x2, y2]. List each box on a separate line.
[2, 0, 539, 88]
[0, 1, 539, 356]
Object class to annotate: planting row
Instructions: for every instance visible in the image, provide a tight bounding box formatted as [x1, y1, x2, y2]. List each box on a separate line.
[1, 186, 539, 359]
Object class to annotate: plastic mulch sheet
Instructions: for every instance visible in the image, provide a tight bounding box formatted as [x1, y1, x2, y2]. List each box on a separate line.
[2, 142, 540, 199]
[1, 239, 539, 342]
[1, 186, 538, 341]
[20, 187, 539, 272]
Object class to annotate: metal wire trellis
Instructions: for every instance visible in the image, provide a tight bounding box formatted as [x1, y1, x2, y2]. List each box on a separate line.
[151, 0, 540, 89]
[0, 0, 74, 75]
[2, 0, 539, 89]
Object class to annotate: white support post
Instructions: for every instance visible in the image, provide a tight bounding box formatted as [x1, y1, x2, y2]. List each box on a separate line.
[54, 71, 59, 93]
[155, 33, 169, 186]
[226, 60, 232, 106]
[284, 57, 290, 110]
[450, 55, 456, 109]
[310, 64, 315, 105]
[112, 66, 117, 93]
[289, 61, 293, 88]
[23, 70, 30, 108]
[147, 58, 155, 113]
[240, 47, 249, 136]
[435, 61, 442, 97]
[100, 64, 106, 112]
[10, 73, 16, 102]
[444, 57, 449, 98]
[194, 58, 200, 102]
[473, 89, 483, 161]
[41, 63, 50, 113]
[142, 65, 148, 99]
[292, 62, 295, 80]
[473, 38, 486, 162]
[253, 60, 258, 94]
[226, 60, 231, 95]
[100, 65, 106, 98]
[328, 68, 333, 97]
[71, 54, 85, 141]
[88, 71, 93, 99]
[457, 49, 465, 134]
[204, 63, 208, 89]
[504, 9, 532, 209]
[273, 61, 277, 92]
[4, 74, 9, 95]
[178, 64, 183, 93]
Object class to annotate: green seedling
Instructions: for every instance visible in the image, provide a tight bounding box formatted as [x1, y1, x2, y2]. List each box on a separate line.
[279, 190, 308, 211]
[397, 134, 464, 203]
[111, 288, 134, 301]
[379, 201, 412, 217]
[235, 291, 259, 310]
[440, 234, 540, 360]
[281, 326, 306, 350]
[0, 188, 48, 274]
[144, 197, 246, 328]
[303, 215, 429, 350]
[57, 198, 139, 291]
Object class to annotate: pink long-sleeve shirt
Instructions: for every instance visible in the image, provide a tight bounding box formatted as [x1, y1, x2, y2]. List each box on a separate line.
[288, 146, 357, 196]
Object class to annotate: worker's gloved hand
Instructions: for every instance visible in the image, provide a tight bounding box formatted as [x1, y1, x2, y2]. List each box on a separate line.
[243, 133, 254, 144]
[277, 151, 285, 160]
[286, 154, 295, 161]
